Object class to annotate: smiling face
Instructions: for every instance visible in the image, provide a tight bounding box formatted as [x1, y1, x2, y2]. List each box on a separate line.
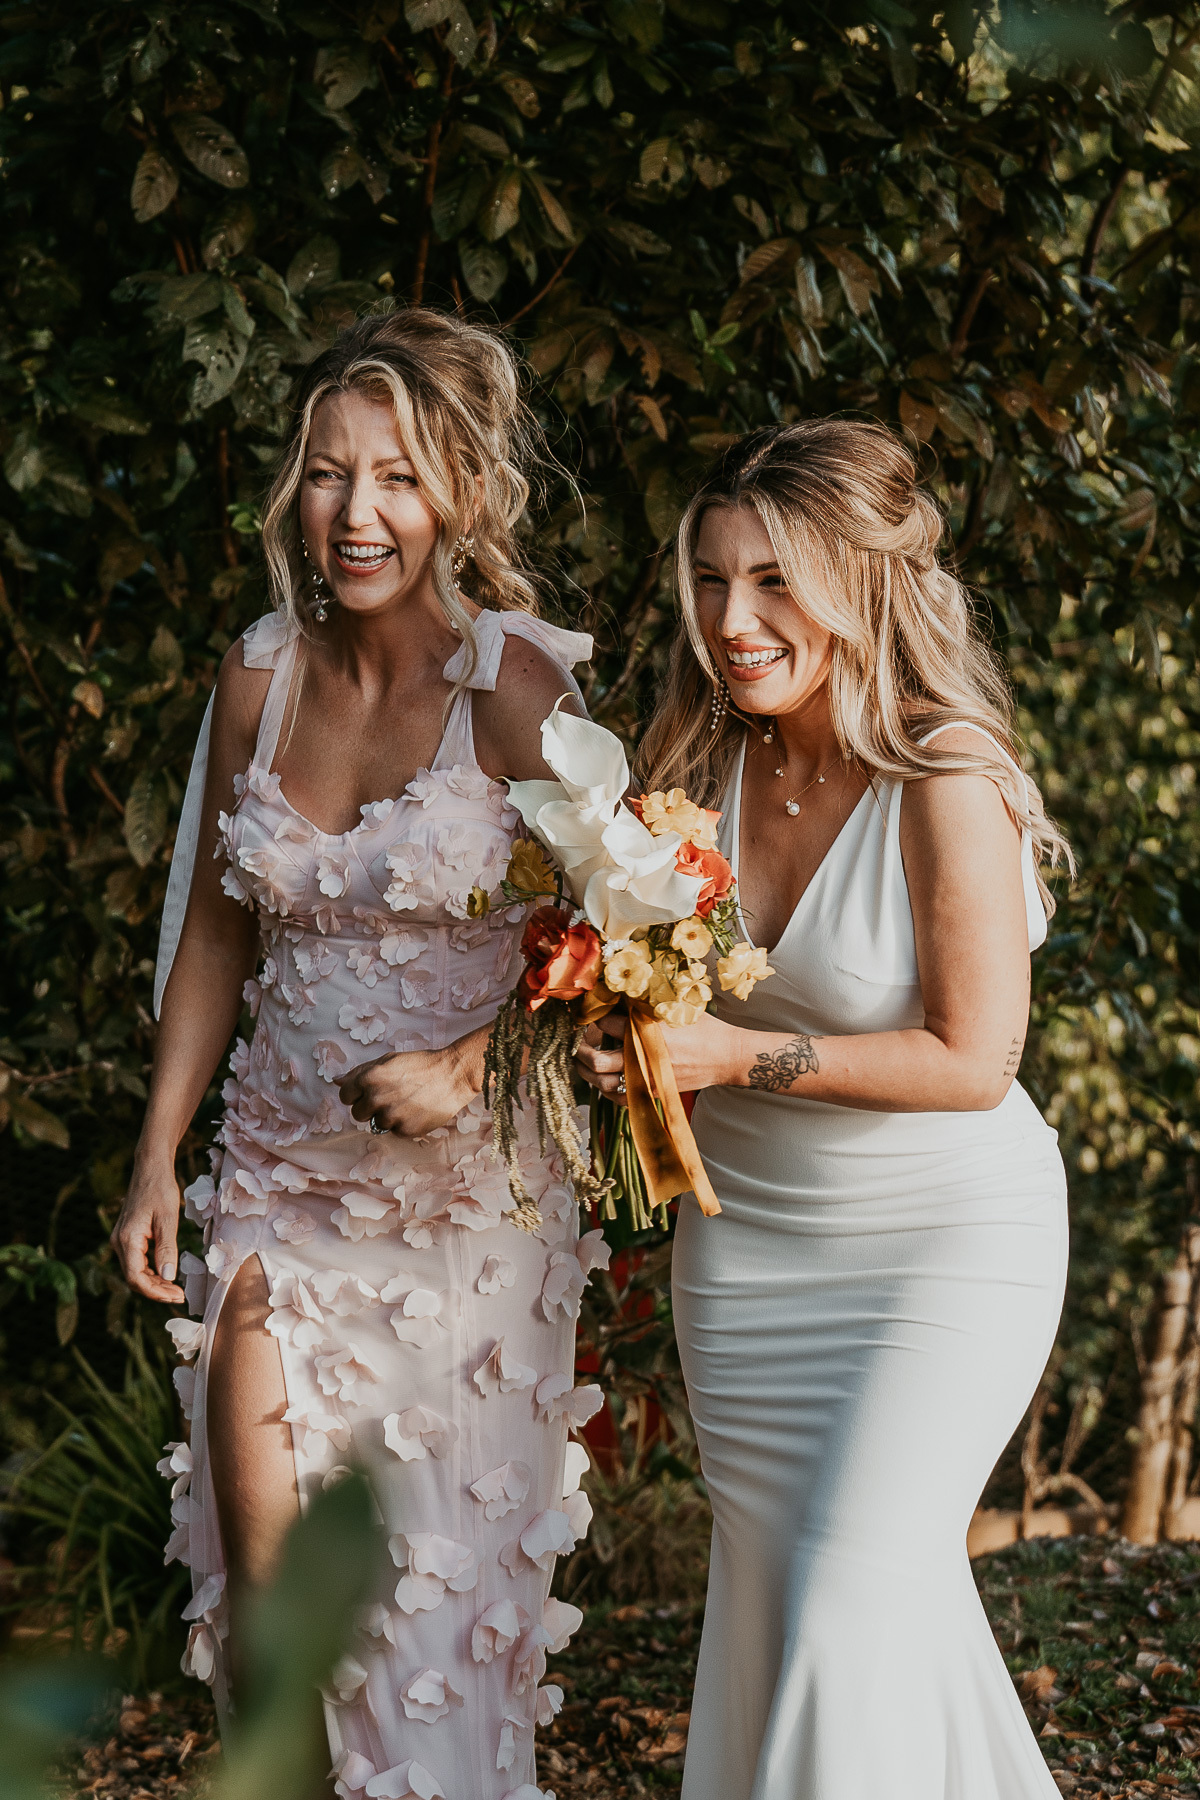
[298, 389, 443, 616]
[692, 504, 835, 722]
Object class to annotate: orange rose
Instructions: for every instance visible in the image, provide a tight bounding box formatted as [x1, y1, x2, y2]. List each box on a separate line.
[516, 906, 603, 1011]
[674, 842, 734, 917]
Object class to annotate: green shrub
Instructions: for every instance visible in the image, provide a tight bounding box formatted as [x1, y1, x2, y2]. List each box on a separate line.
[1, 1336, 188, 1685]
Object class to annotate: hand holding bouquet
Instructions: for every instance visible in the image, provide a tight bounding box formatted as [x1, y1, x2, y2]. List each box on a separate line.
[482, 703, 773, 1233]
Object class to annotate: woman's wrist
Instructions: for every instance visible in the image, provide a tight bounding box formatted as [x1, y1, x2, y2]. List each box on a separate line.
[449, 1027, 488, 1101]
[131, 1125, 180, 1180]
[719, 1023, 754, 1089]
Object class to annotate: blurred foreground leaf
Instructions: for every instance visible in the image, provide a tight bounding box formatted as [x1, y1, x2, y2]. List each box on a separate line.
[215, 1470, 383, 1800]
[0, 1657, 110, 1800]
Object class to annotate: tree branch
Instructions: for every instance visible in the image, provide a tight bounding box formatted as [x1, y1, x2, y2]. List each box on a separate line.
[1081, 167, 1128, 280]
[503, 243, 581, 330]
[411, 57, 455, 307]
[216, 426, 239, 571]
[88, 765, 125, 818]
[950, 267, 993, 360]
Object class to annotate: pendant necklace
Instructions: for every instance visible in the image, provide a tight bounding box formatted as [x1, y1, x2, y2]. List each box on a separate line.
[763, 723, 842, 817]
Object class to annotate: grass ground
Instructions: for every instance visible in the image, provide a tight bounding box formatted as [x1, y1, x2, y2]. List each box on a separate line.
[55, 1536, 1200, 1799]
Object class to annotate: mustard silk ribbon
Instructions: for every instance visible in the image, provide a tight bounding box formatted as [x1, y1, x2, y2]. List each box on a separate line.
[580, 988, 722, 1218]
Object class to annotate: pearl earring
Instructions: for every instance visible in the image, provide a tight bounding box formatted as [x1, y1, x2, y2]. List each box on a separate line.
[451, 534, 475, 579]
[302, 542, 329, 623]
[709, 672, 730, 734]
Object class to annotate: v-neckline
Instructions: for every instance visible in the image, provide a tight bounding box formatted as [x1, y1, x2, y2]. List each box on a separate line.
[731, 736, 874, 958]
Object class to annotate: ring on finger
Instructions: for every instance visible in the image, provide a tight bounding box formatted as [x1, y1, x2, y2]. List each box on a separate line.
[616, 1075, 626, 1095]
[369, 1115, 386, 1134]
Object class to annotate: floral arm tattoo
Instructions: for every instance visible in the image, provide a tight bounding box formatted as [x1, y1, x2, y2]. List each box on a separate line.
[747, 1034, 821, 1092]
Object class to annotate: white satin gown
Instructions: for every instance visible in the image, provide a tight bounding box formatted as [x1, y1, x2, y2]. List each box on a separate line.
[157, 608, 603, 1800]
[673, 725, 1068, 1799]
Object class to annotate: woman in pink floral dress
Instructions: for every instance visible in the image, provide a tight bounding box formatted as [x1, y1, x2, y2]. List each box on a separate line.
[112, 309, 603, 1800]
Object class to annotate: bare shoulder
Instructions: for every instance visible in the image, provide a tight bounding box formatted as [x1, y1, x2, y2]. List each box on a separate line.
[901, 736, 1021, 882]
[473, 633, 583, 781]
[211, 635, 274, 759]
[905, 728, 1022, 836]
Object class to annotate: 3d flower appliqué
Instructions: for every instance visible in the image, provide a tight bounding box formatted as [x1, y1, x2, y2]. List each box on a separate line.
[314, 1343, 381, 1408]
[390, 1532, 479, 1614]
[381, 1274, 462, 1348]
[470, 1459, 531, 1520]
[399, 1667, 463, 1724]
[339, 996, 389, 1045]
[383, 1406, 458, 1462]
[473, 1338, 538, 1397]
[331, 1190, 397, 1241]
[471, 1598, 529, 1664]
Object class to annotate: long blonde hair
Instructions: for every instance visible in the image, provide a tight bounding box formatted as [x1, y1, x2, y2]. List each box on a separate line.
[260, 304, 548, 690]
[637, 420, 1072, 913]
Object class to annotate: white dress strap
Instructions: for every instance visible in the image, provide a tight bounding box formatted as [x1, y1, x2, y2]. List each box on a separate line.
[153, 613, 300, 1018]
[441, 608, 592, 694]
[253, 634, 301, 774]
[917, 719, 1047, 950]
[435, 609, 593, 769]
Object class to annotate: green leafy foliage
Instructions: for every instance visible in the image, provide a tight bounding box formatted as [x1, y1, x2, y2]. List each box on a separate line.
[0, 1339, 190, 1686]
[0, 0, 1196, 1548]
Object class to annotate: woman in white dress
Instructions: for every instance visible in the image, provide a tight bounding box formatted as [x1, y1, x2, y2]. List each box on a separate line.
[111, 308, 603, 1800]
[579, 420, 1072, 1799]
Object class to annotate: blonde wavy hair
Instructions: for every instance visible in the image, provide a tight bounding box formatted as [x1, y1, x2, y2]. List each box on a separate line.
[260, 304, 548, 692]
[637, 419, 1072, 913]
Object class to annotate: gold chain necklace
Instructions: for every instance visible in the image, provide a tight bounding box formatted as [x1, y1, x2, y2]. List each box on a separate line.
[762, 725, 843, 817]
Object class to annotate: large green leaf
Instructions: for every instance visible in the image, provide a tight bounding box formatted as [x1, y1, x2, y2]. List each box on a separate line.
[460, 238, 508, 300]
[313, 41, 374, 111]
[182, 318, 251, 407]
[129, 144, 179, 222]
[123, 770, 168, 868]
[170, 114, 250, 188]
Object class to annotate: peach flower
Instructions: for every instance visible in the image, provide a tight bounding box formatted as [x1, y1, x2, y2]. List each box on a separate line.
[673, 840, 734, 917]
[516, 906, 602, 1011]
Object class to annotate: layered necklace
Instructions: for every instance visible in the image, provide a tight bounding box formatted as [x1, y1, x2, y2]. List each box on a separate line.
[761, 722, 844, 817]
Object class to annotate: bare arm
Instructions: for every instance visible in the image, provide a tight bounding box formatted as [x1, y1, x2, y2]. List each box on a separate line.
[579, 739, 1035, 1113]
[111, 648, 268, 1301]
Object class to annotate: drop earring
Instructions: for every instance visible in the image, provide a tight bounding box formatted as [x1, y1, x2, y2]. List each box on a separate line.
[451, 534, 475, 580]
[302, 542, 329, 622]
[709, 672, 730, 734]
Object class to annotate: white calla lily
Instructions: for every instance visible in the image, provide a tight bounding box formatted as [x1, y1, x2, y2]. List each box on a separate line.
[506, 701, 704, 941]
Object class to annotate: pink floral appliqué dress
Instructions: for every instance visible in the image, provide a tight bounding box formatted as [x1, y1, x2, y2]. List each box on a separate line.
[158, 609, 605, 1800]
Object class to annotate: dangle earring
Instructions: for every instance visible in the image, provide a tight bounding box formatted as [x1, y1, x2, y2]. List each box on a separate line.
[451, 534, 475, 580]
[709, 671, 731, 734]
[302, 542, 329, 623]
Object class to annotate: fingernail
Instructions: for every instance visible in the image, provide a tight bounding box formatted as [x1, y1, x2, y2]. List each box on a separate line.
[161, 1261, 176, 1282]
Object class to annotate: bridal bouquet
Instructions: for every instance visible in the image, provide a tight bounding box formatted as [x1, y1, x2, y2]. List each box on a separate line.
[480, 702, 773, 1234]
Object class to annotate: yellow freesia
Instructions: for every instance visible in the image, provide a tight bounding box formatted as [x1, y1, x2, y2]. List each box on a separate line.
[504, 837, 558, 900]
[639, 788, 721, 850]
[716, 941, 775, 1001]
[645, 950, 712, 1026]
[671, 915, 713, 958]
[604, 940, 652, 998]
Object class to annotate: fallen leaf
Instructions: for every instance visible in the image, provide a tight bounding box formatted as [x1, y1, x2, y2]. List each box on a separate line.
[1020, 1665, 1059, 1702]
